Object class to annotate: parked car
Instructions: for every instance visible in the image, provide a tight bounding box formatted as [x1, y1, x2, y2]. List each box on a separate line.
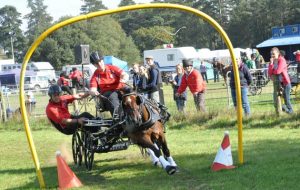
[24, 75, 50, 91]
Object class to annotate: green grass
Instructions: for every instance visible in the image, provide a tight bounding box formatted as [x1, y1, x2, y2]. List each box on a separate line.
[1, 112, 300, 189]
[1, 81, 300, 189]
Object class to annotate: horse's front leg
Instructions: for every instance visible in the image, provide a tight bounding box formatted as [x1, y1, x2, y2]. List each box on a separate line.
[160, 135, 177, 168]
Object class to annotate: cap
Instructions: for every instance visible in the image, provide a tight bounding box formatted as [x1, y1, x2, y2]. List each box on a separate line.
[182, 59, 193, 67]
[145, 55, 154, 60]
[90, 51, 103, 64]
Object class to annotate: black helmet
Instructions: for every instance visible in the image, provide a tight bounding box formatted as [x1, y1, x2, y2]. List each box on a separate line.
[48, 85, 62, 96]
[90, 51, 103, 64]
[182, 59, 193, 67]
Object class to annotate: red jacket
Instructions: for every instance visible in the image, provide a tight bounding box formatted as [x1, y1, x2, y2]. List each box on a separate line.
[46, 95, 75, 128]
[295, 52, 300, 62]
[90, 65, 125, 93]
[177, 69, 206, 94]
[268, 56, 290, 85]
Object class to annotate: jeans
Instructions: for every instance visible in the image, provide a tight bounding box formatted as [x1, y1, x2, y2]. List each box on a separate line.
[201, 72, 208, 83]
[175, 99, 186, 112]
[282, 83, 293, 114]
[213, 69, 219, 82]
[231, 87, 250, 116]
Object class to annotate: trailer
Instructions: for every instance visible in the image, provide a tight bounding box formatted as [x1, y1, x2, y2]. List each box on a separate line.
[143, 47, 200, 82]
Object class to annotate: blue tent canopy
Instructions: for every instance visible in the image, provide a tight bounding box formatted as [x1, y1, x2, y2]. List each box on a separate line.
[257, 36, 300, 48]
[104, 56, 128, 72]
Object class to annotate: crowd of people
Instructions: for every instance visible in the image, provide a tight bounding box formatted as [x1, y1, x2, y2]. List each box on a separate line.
[45, 47, 299, 136]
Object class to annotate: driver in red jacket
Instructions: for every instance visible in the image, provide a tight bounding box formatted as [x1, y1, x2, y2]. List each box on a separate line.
[176, 59, 207, 112]
[89, 51, 129, 116]
[46, 85, 94, 135]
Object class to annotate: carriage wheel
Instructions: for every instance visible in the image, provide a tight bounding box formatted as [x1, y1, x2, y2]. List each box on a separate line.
[72, 131, 83, 166]
[83, 132, 94, 171]
[249, 86, 257, 96]
[256, 87, 262, 95]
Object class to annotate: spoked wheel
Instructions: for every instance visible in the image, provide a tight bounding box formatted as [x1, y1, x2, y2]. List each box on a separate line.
[83, 132, 94, 171]
[256, 87, 262, 95]
[72, 131, 83, 166]
[249, 85, 258, 96]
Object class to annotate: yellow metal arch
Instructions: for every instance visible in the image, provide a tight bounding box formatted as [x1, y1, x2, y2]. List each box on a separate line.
[19, 3, 243, 188]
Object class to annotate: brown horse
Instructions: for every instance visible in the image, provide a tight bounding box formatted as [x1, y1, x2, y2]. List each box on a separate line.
[120, 91, 177, 175]
[212, 61, 232, 85]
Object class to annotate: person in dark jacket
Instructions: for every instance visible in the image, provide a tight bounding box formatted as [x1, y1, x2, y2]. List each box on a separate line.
[229, 56, 253, 116]
[132, 63, 140, 91]
[145, 55, 161, 102]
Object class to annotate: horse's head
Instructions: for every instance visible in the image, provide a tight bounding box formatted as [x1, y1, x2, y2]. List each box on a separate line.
[121, 92, 144, 127]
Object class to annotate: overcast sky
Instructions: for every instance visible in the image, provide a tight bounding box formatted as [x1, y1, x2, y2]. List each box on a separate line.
[0, 0, 152, 31]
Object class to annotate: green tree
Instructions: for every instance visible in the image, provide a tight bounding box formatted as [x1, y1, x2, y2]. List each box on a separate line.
[80, 0, 107, 14]
[0, 5, 26, 62]
[24, 0, 53, 42]
[132, 26, 176, 50]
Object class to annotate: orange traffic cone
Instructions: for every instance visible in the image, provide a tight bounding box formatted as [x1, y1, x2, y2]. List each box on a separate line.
[56, 151, 83, 189]
[211, 131, 235, 171]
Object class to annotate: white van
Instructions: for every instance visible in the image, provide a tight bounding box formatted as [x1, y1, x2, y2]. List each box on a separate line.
[24, 75, 50, 91]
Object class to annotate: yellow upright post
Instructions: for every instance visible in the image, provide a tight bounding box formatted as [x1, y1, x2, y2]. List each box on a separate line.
[19, 4, 244, 188]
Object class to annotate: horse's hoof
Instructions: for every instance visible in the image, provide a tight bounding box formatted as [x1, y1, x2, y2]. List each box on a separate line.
[166, 165, 177, 175]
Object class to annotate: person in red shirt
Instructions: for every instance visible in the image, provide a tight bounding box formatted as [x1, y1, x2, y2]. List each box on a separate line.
[57, 72, 72, 94]
[268, 47, 293, 114]
[89, 51, 129, 115]
[176, 59, 207, 112]
[46, 85, 94, 135]
[70, 67, 83, 89]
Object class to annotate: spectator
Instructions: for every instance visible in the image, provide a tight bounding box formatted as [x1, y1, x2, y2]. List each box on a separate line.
[170, 64, 187, 112]
[176, 59, 206, 112]
[250, 53, 257, 69]
[69, 67, 83, 89]
[132, 63, 140, 91]
[293, 50, 300, 82]
[138, 65, 149, 98]
[212, 57, 220, 82]
[200, 61, 208, 83]
[25, 91, 36, 113]
[89, 51, 129, 116]
[145, 55, 162, 103]
[268, 47, 293, 114]
[229, 56, 252, 116]
[57, 72, 72, 94]
[253, 49, 265, 69]
[46, 85, 94, 135]
[245, 54, 254, 69]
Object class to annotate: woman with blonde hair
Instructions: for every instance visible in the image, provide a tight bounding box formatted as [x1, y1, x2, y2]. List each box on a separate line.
[170, 64, 187, 112]
[138, 65, 150, 98]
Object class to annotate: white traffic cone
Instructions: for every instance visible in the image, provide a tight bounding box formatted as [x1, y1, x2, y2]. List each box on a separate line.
[211, 131, 235, 171]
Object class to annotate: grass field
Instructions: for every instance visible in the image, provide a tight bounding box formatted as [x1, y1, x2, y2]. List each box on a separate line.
[1, 81, 300, 189]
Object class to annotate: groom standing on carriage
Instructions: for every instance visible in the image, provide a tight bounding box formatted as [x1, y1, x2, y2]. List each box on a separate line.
[89, 51, 129, 116]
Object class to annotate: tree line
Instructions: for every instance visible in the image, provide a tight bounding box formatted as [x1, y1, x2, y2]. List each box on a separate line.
[0, 0, 299, 69]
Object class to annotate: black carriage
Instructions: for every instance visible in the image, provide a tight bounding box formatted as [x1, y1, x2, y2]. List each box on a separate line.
[72, 95, 131, 171]
[249, 69, 270, 95]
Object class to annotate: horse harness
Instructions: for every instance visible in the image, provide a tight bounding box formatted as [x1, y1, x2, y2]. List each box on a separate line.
[122, 93, 166, 132]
